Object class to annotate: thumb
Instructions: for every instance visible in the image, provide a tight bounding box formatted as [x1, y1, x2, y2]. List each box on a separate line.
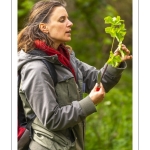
[94, 83, 99, 88]
[94, 83, 100, 91]
[91, 83, 98, 92]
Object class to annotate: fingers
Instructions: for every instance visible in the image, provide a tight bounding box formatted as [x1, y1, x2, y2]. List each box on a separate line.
[99, 83, 105, 98]
[114, 44, 132, 60]
[120, 44, 133, 61]
[95, 83, 105, 97]
[93, 83, 99, 92]
[92, 83, 105, 96]
[121, 44, 130, 55]
[89, 83, 106, 105]
[122, 55, 133, 61]
[114, 49, 120, 56]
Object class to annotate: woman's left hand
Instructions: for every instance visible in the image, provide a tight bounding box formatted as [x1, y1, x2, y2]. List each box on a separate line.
[114, 44, 132, 62]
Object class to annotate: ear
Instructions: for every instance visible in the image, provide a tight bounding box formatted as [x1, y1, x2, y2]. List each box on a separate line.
[39, 23, 49, 34]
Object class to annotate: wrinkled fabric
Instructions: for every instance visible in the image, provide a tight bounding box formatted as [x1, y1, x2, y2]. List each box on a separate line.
[18, 48, 127, 149]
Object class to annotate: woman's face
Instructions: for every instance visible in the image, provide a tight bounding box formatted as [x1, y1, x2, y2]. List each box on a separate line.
[46, 6, 73, 47]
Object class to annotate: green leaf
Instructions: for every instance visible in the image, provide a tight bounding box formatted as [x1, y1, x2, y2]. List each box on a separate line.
[104, 15, 126, 68]
[105, 27, 116, 38]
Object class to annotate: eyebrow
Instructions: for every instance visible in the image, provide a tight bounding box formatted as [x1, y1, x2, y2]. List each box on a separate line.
[59, 15, 69, 19]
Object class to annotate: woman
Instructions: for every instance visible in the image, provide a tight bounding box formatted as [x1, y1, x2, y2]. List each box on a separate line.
[18, 0, 132, 150]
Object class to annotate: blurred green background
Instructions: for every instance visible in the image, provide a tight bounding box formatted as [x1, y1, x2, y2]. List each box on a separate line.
[18, 0, 132, 149]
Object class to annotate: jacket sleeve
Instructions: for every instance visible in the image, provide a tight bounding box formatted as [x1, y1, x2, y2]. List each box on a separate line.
[75, 58, 127, 93]
[101, 62, 127, 92]
[20, 60, 96, 131]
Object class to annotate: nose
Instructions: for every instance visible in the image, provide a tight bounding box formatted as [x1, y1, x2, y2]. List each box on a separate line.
[67, 19, 73, 27]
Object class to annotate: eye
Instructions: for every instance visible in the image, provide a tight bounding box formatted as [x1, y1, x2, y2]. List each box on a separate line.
[59, 18, 65, 22]
[59, 16, 66, 23]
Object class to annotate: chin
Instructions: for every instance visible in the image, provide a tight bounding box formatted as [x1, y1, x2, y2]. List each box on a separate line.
[64, 38, 71, 42]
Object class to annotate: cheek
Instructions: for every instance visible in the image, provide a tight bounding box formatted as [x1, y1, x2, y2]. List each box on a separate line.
[49, 26, 64, 38]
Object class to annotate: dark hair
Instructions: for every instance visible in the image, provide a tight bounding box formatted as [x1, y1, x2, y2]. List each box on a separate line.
[18, 0, 66, 52]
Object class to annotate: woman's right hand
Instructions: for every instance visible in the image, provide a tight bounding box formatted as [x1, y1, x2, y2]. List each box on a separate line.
[89, 83, 105, 105]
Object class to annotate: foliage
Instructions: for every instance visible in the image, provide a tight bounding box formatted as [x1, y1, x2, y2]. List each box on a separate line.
[104, 16, 126, 68]
[18, 0, 132, 149]
[18, 0, 36, 31]
[18, 0, 132, 68]
[85, 70, 132, 150]
[65, 0, 132, 68]
[66, 0, 119, 66]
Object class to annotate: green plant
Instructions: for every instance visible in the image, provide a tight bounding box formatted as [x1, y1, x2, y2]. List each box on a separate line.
[85, 70, 132, 150]
[104, 16, 126, 68]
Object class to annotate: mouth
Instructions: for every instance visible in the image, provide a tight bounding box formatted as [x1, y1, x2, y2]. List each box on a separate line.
[65, 30, 71, 34]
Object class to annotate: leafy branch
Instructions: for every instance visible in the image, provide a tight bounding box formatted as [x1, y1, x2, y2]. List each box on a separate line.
[104, 16, 126, 68]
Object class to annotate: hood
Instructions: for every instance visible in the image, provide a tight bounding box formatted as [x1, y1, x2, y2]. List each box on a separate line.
[18, 50, 59, 72]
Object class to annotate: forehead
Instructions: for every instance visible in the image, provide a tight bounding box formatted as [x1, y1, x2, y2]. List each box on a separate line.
[50, 6, 68, 19]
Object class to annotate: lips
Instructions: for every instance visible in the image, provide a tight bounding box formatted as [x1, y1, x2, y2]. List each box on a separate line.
[65, 30, 71, 33]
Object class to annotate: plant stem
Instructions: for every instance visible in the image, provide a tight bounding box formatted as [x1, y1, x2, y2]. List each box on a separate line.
[101, 37, 115, 80]
[111, 37, 115, 52]
[118, 42, 122, 51]
[101, 63, 108, 81]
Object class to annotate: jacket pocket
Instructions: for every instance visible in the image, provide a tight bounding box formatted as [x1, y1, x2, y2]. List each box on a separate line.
[55, 78, 80, 106]
[33, 130, 76, 150]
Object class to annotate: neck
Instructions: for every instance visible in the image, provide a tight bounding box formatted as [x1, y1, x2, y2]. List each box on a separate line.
[52, 42, 61, 50]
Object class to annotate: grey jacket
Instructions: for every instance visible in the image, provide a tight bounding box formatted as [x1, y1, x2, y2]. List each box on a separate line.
[18, 49, 127, 150]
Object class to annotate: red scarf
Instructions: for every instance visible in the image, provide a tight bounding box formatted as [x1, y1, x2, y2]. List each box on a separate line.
[34, 40, 76, 80]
